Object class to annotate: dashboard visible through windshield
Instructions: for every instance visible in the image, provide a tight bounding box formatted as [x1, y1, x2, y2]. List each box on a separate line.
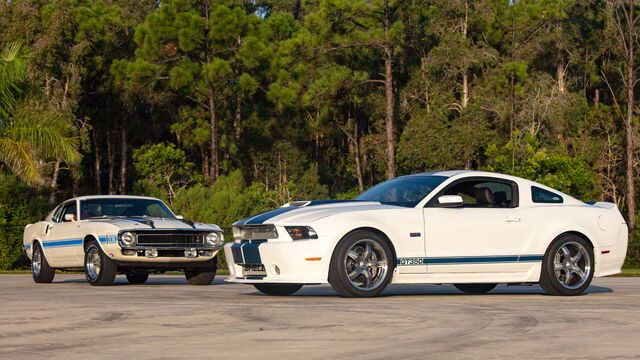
[355, 175, 448, 207]
[79, 198, 175, 220]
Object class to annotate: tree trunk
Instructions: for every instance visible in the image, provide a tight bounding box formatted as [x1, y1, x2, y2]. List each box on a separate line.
[509, 74, 516, 170]
[92, 130, 102, 194]
[557, 62, 566, 93]
[354, 120, 364, 193]
[48, 160, 60, 203]
[234, 91, 242, 146]
[107, 135, 114, 195]
[462, 68, 469, 108]
[625, 36, 636, 229]
[119, 126, 127, 194]
[209, 93, 219, 182]
[461, 0, 469, 108]
[383, 47, 396, 179]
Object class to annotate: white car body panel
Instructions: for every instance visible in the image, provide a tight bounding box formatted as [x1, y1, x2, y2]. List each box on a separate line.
[225, 171, 628, 286]
[23, 195, 223, 269]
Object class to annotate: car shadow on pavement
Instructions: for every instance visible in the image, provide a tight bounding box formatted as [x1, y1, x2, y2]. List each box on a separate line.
[55, 276, 233, 286]
[242, 284, 614, 297]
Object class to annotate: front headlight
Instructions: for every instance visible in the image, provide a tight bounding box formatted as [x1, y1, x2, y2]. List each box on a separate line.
[205, 232, 221, 246]
[120, 231, 136, 247]
[285, 226, 318, 240]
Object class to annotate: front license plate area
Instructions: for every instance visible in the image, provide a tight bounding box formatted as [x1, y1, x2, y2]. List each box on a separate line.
[242, 264, 266, 277]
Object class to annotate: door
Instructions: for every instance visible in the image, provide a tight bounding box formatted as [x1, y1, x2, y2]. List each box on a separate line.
[44, 201, 82, 265]
[423, 178, 527, 273]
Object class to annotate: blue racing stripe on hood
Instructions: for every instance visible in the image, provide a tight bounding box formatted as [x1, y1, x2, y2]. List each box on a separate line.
[237, 206, 299, 225]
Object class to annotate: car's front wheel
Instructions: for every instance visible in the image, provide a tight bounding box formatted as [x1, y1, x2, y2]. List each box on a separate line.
[539, 234, 594, 296]
[126, 272, 149, 284]
[32, 242, 55, 283]
[84, 240, 117, 286]
[185, 258, 217, 285]
[253, 284, 303, 296]
[329, 230, 394, 297]
[454, 283, 497, 294]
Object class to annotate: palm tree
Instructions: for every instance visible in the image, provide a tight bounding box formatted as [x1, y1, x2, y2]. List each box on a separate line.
[0, 42, 80, 186]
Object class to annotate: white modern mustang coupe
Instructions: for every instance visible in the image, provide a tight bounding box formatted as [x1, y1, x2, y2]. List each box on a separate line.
[23, 196, 224, 286]
[225, 171, 628, 297]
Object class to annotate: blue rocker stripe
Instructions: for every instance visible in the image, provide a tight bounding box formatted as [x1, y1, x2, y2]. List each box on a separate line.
[42, 238, 83, 248]
[42, 236, 108, 248]
[397, 255, 544, 265]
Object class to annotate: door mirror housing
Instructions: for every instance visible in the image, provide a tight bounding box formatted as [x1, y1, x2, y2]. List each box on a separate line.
[175, 215, 184, 220]
[63, 213, 75, 222]
[436, 195, 464, 208]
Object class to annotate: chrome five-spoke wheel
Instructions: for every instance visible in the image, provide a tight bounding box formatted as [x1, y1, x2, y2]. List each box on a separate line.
[330, 230, 394, 297]
[344, 239, 389, 291]
[540, 235, 594, 296]
[553, 241, 591, 290]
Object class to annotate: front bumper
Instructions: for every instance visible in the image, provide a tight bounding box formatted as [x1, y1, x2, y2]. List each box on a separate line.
[224, 239, 330, 284]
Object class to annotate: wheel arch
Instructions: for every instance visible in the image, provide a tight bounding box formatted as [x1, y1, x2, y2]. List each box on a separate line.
[331, 227, 398, 267]
[82, 234, 99, 251]
[544, 230, 596, 272]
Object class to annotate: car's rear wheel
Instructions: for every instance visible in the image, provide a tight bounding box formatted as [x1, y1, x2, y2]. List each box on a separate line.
[539, 234, 594, 296]
[253, 284, 303, 296]
[185, 258, 217, 285]
[126, 272, 149, 284]
[32, 242, 55, 283]
[454, 283, 497, 294]
[329, 230, 394, 298]
[84, 240, 117, 286]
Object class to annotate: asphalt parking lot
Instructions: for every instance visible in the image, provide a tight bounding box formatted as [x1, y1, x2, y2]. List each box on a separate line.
[1, 274, 638, 359]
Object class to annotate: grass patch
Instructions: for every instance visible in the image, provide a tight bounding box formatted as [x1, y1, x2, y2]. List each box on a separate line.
[615, 268, 640, 277]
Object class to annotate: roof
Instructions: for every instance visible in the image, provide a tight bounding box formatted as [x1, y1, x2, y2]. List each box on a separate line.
[63, 195, 162, 202]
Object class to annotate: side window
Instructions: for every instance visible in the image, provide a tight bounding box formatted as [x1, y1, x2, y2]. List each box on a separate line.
[531, 186, 563, 203]
[443, 179, 515, 208]
[61, 203, 77, 222]
[51, 206, 63, 223]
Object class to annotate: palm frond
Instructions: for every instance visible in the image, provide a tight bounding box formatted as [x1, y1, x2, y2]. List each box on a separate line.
[0, 137, 43, 186]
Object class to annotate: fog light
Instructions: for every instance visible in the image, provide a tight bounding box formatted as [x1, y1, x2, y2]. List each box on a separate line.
[145, 248, 158, 258]
[122, 249, 136, 256]
[184, 249, 198, 258]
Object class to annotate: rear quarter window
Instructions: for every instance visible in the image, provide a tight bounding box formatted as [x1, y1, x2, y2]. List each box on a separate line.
[531, 186, 563, 204]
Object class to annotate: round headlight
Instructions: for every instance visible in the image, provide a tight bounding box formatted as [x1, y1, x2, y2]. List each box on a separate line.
[205, 232, 219, 246]
[120, 232, 136, 247]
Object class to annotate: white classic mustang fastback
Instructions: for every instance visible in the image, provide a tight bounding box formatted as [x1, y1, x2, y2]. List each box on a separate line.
[23, 195, 224, 286]
[225, 171, 628, 297]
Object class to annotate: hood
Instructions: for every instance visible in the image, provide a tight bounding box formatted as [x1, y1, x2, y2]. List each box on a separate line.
[234, 200, 402, 226]
[90, 217, 219, 231]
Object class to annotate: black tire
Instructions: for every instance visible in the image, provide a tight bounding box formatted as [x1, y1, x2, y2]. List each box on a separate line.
[31, 242, 55, 283]
[185, 258, 217, 285]
[539, 234, 594, 296]
[253, 283, 303, 296]
[84, 240, 117, 286]
[329, 230, 394, 298]
[126, 272, 149, 284]
[454, 283, 497, 294]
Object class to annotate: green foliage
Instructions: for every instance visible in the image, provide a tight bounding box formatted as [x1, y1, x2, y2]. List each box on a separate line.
[485, 133, 596, 200]
[132, 143, 199, 201]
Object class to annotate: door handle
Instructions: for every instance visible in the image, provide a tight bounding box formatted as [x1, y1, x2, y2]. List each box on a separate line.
[505, 216, 521, 223]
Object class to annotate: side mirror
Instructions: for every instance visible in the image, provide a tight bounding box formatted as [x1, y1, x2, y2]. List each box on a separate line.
[175, 215, 184, 220]
[63, 213, 75, 222]
[436, 195, 464, 208]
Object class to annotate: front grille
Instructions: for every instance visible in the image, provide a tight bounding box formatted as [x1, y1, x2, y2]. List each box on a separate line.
[135, 231, 207, 247]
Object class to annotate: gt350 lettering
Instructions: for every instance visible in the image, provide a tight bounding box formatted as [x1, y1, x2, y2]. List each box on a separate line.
[398, 258, 425, 265]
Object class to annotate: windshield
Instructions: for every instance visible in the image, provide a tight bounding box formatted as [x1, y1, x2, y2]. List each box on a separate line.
[79, 198, 175, 220]
[355, 175, 448, 207]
